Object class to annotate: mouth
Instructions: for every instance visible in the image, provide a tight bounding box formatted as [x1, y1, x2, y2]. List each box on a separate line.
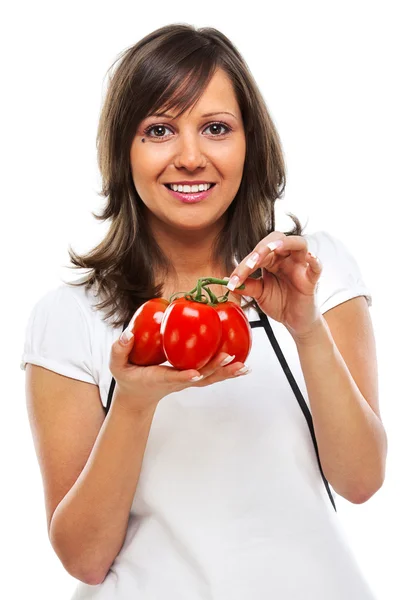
[164, 183, 216, 191]
[163, 183, 217, 204]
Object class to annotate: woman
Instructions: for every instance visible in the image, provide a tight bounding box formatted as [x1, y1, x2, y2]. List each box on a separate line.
[21, 23, 386, 599]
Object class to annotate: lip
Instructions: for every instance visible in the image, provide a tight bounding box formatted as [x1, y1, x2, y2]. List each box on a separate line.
[165, 180, 215, 185]
[164, 183, 216, 203]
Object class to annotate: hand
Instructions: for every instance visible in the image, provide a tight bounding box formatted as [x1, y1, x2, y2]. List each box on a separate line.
[225, 232, 324, 339]
[109, 328, 250, 414]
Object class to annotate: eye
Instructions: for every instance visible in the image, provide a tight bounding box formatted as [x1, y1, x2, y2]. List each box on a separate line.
[143, 124, 173, 139]
[203, 122, 232, 136]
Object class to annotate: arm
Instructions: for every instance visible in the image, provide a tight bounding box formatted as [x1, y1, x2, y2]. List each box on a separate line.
[25, 363, 157, 586]
[49, 391, 156, 585]
[292, 296, 387, 504]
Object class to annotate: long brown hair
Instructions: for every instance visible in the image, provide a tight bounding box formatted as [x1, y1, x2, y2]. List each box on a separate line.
[65, 24, 305, 328]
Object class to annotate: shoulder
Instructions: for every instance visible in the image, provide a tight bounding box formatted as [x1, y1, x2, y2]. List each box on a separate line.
[303, 229, 348, 257]
[23, 280, 106, 355]
[28, 283, 90, 326]
[302, 230, 372, 313]
[21, 281, 109, 383]
[303, 230, 366, 271]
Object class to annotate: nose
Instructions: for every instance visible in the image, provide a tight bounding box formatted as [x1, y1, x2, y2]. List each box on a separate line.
[173, 131, 207, 171]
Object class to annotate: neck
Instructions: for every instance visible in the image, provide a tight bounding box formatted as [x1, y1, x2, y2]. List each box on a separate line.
[150, 215, 232, 284]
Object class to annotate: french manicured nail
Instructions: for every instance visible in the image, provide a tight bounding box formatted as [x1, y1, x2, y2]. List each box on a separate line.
[227, 275, 240, 291]
[267, 240, 284, 251]
[190, 375, 204, 382]
[119, 314, 135, 344]
[245, 252, 260, 269]
[220, 354, 235, 367]
[235, 366, 252, 376]
[120, 328, 133, 344]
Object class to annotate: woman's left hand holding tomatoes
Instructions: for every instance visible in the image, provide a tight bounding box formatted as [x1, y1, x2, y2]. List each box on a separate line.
[225, 232, 324, 341]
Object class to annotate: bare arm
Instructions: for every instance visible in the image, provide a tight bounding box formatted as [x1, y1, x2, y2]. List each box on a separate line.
[25, 361, 158, 586]
[292, 297, 387, 503]
[49, 391, 157, 585]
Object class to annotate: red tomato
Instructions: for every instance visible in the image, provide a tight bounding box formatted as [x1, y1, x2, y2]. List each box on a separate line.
[160, 298, 222, 370]
[213, 301, 252, 363]
[128, 298, 170, 366]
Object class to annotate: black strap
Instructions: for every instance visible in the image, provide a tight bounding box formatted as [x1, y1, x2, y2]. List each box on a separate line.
[251, 312, 336, 511]
[105, 319, 130, 416]
[105, 313, 336, 511]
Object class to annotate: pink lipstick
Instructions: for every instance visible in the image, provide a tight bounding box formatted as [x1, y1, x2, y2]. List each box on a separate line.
[164, 184, 216, 203]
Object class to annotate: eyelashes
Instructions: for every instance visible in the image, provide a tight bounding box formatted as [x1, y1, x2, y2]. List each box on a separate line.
[142, 121, 233, 141]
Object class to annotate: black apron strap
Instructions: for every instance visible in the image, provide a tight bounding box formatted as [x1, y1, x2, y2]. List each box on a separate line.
[105, 313, 336, 511]
[251, 312, 336, 512]
[104, 320, 130, 417]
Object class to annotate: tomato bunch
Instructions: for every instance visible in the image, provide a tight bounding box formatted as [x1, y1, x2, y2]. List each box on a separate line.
[128, 277, 252, 370]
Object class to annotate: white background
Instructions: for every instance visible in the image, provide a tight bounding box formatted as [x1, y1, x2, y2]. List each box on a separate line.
[2, 1, 398, 598]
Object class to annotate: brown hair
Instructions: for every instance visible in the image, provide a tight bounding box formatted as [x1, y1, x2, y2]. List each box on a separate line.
[65, 23, 305, 328]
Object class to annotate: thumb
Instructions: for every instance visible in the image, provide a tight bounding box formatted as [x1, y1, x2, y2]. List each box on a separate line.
[119, 323, 134, 346]
[225, 274, 263, 300]
[110, 324, 135, 373]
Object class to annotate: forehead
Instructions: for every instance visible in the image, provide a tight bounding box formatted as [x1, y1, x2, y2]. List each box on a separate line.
[155, 68, 240, 119]
[197, 69, 237, 102]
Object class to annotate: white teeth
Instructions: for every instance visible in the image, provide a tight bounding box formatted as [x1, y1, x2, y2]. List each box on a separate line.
[169, 183, 212, 193]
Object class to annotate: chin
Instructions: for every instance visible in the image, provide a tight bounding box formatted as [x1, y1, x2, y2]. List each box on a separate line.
[174, 213, 225, 230]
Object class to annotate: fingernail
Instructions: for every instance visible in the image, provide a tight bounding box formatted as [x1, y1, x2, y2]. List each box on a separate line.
[227, 275, 240, 291]
[190, 375, 204, 382]
[120, 328, 134, 345]
[220, 354, 235, 367]
[235, 366, 252, 376]
[267, 240, 284, 251]
[245, 252, 259, 269]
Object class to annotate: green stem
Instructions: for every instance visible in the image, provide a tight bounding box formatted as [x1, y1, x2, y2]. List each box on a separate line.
[169, 291, 186, 302]
[170, 277, 245, 305]
[203, 286, 219, 305]
[219, 290, 230, 303]
[198, 277, 246, 290]
[195, 278, 203, 302]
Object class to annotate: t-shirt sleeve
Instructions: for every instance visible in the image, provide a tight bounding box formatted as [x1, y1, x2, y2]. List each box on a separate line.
[20, 285, 97, 384]
[306, 230, 373, 314]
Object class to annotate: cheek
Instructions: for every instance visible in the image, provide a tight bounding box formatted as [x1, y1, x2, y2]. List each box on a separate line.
[131, 143, 170, 177]
[219, 160, 245, 188]
[213, 140, 246, 175]
[130, 149, 152, 186]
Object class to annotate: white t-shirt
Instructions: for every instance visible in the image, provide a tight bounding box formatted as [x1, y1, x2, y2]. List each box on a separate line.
[20, 230, 377, 600]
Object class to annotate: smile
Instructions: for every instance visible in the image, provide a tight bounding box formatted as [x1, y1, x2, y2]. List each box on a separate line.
[166, 183, 215, 193]
[163, 183, 216, 204]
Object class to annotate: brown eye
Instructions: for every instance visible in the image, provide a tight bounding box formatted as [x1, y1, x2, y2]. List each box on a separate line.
[153, 126, 168, 137]
[143, 125, 173, 139]
[204, 123, 231, 136]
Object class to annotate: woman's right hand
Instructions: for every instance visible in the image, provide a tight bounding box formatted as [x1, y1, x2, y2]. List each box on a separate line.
[109, 324, 249, 414]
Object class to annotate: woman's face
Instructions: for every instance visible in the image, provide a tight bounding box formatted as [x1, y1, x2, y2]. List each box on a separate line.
[130, 68, 246, 235]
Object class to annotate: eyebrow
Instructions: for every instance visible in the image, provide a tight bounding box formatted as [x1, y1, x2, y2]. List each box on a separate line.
[152, 111, 238, 121]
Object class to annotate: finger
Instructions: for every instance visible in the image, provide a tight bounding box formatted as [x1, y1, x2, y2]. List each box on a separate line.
[109, 321, 136, 373]
[198, 352, 237, 378]
[193, 359, 249, 386]
[307, 252, 323, 279]
[223, 274, 265, 300]
[151, 364, 206, 385]
[136, 363, 206, 386]
[226, 234, 308, 292]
